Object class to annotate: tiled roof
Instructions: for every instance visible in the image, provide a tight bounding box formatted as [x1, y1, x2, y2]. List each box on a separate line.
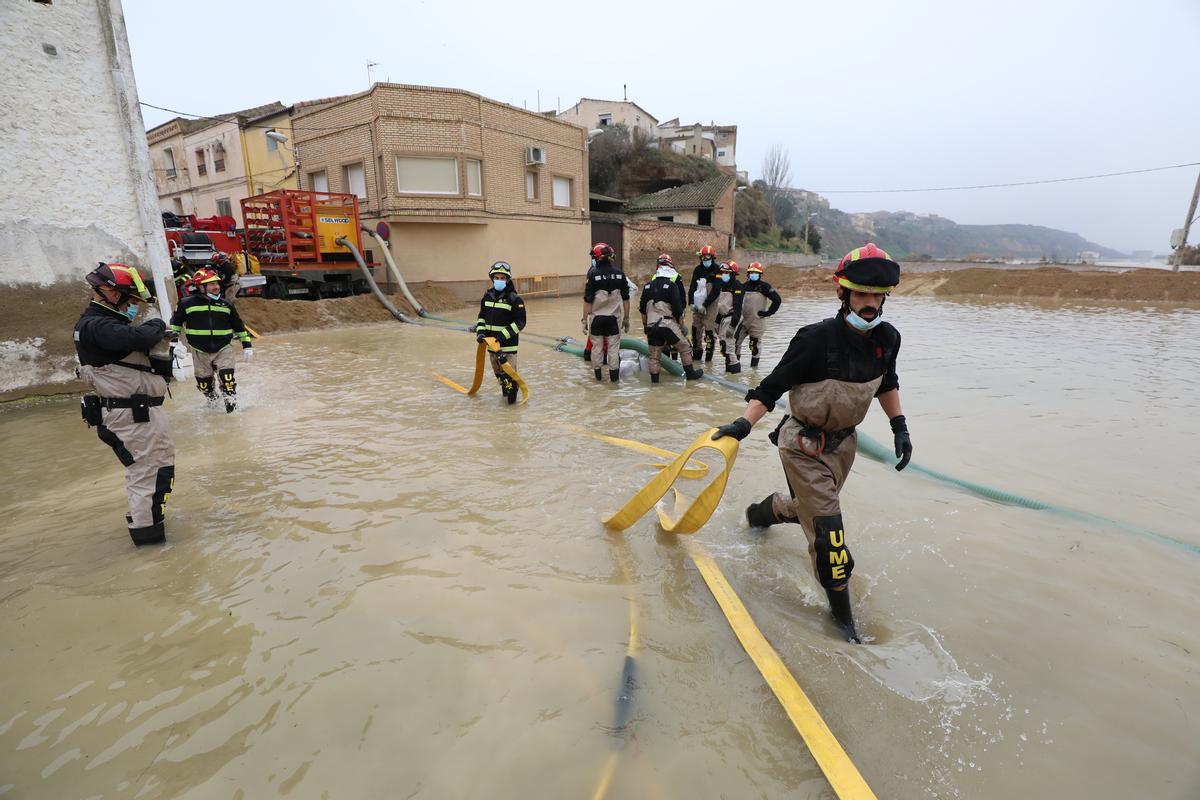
[625, 174, 734, 211]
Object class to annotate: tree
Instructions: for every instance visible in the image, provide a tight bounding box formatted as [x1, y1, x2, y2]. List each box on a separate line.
[760, 143, 792, 224]
[734, 185, 771, 240]
[805, 225, 822, 254]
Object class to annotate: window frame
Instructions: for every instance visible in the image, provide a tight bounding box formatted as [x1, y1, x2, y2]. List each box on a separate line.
[162, 147, 177, 179]
[308, 170, 329, 193]
[213, 142, 226, 173]
[215, 197, 233, 217]
[195, 148, 207, 177]
[598, 113, 612, 127]
[525, 170, 540, 203]
[465, 158, 484, 198]
[551, 174, 573, 209]
[394, 154, 461, 197]
[342, 160, 368, 201]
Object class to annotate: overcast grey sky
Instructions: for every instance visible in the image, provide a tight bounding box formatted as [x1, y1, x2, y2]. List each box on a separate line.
[126, 0, 1198, 253]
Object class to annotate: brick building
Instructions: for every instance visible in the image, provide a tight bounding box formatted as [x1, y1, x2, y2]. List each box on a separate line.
[621, 174, 736, 272]
[293, 83, 591, 297]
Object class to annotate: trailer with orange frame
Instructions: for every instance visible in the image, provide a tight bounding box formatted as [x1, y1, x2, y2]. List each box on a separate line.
[240, 189, 379, 300]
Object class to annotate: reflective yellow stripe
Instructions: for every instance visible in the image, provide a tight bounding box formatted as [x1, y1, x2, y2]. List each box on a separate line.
[236, 331, 251, 342]
[484, 301, 512, 310]
[185, 305, 230, 314]
[837, 277, 893, 294]
[185, 329, 234, 336]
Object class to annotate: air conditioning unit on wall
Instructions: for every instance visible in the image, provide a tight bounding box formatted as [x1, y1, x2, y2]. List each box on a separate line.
[525, 146, 547, 166]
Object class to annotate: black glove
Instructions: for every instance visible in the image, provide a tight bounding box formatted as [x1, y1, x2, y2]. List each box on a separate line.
[757, 310, 769, 317]
[890, 415, 912, 471]
[711, 417, 752, 441]
[476, 332, 486, 343]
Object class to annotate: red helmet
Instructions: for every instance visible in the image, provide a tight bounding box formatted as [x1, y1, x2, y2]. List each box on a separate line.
[835, 243, 900, 293]
[192, 267, 221, 286]
[747, 262, 764, 274]
[656, 253, 674, 267]
[211, 252, 230, 265]
[85, 262, 150, 302]
[698, 245, 716, 258]
[591, 242, 615, 261]
[728, 261, 739, 274]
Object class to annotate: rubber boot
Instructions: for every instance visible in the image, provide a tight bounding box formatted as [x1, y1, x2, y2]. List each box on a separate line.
[704, 331, 714, 363]
[593, 368, 603, 382]
[751, 357, 760, 368]
[750, 338, 760, 368]
[826, 588, 862, 643]
[505, 378, 518, 405]
[195, 376, 215, 399]
[719, 339, 727, 358]
[727, 361, 742, 375]
[745, 495, 778, 528]
[684, 366, 704, 381]
[609, 369, 620, 383]
[691, 344, 703, 362]
[128, 519, 166, 546]
[650, 372, 660, 383]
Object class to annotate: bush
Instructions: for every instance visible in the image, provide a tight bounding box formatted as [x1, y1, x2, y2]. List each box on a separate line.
[588, 125, 720, 198]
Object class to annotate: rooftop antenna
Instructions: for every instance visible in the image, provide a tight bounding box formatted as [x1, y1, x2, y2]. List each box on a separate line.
[537, 90, 540, 112]
[366, 60, 378, 88]
[623, 83, 627, 101]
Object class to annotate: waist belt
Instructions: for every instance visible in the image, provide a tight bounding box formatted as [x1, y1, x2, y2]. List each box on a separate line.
[769, 414, 855, 455]
[99, 395, 164, 410]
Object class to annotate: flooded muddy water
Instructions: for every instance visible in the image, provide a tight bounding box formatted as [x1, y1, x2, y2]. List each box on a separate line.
[1, 295, 1198, 799]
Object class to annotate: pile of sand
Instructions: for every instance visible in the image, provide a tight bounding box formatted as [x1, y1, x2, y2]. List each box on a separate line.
[237, 283, 467, 335]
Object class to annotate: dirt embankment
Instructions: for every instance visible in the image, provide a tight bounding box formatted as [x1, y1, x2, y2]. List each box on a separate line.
[763, 264, 1200, 305]
[236, 282, 466, 335]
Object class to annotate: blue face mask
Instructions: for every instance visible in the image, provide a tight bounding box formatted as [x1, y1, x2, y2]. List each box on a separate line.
[591, 258, 597, 269]
[721, 273, 731, 283]
[702, 258, 713, 267]
[748, 273, 760, 281]
[845, 308, 883, 331]
[123, 304, 139, 320]
[493, 279, 507, 292]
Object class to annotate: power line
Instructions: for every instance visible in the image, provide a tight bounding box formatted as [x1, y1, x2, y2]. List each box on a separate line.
[812, 161, 1200, 194]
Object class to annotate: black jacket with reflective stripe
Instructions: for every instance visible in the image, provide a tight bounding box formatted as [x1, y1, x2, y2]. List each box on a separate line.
[170, 294, 251, 353]
[475, 287, 526, 351]
[74, 302, 168, 367]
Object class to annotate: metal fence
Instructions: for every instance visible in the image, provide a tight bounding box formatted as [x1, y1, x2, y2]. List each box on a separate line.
[513, 273, 561, 298]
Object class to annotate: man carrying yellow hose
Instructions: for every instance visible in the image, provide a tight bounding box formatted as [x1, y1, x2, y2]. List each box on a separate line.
[711, 243, 914, 642]
[473, 261, 526, 404]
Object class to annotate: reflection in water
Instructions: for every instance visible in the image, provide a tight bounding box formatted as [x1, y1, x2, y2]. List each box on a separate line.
[1, 296, 1198, 799]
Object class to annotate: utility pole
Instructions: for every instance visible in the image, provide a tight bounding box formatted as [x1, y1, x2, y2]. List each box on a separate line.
[803, 192, 811, 251]
[1173, 167, 1200, 272]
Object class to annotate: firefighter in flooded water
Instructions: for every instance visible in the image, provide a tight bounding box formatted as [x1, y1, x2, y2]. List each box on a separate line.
[688, 244, 720, 362]
[170, 268, 253, 412]
[703, 260, 744, 373]
[639, 254, 704, 383]
[210, 252, 241, 303]
[582, 242, 630, 383]
[473, 261, 526, 404]
[74, 263, 176, 546]
[711, 244, 914, 642]
[735, 262, 781, 368]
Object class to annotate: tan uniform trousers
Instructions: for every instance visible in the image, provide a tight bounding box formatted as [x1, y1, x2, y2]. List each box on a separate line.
[589, 334, 621, 372]
[80, 362, 175, 532]
[717, 314, 740, 367]
[770, 416, 857, 588]
[223, 276, 241, 304]
[646, 318, 693, 373]
[192, 346, 236, 378]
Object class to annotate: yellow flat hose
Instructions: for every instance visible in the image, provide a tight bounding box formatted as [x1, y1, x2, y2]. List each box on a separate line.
[244, 323, 261, 339]
[687, 541, 878, 800]
[602, 429, 739, 534]
[433, 337, 528, 404]
[589, 429, 879, 799]
[591, 537, 640, 800]
[564, 425, 710, 479]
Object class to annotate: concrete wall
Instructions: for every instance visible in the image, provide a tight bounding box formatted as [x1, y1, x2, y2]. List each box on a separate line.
[736, 249, 822, 268]
[1, 0, 170, 398]
[1, 0, 150, 286]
